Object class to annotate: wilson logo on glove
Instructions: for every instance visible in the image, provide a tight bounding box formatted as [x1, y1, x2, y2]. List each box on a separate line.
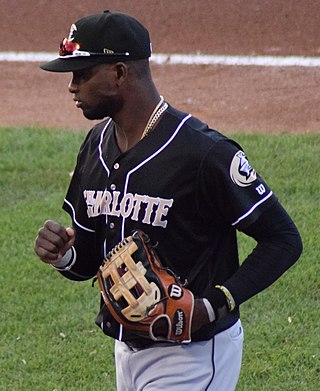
[168, 284, 184, 299]
[96, 230, 194, 343]
[173, 309, 186, 337]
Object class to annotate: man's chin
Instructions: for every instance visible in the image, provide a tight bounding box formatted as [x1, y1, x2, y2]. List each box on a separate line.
[82, 110, 106, 121]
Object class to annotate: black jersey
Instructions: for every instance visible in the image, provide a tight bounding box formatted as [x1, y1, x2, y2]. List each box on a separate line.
[62, 105, 277, 341]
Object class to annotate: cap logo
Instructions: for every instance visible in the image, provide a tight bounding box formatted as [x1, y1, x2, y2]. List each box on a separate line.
[67, 23, 77, 41]
[103, 48, 115, 54]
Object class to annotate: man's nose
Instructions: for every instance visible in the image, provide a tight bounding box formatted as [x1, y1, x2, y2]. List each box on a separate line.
[68, 77, 78, 93]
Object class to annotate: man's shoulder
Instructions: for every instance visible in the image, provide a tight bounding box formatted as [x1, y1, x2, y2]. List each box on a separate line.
[166, 104, 228, 145]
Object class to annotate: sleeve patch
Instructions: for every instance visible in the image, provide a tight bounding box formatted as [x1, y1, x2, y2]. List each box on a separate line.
[230, 151, 257, 187]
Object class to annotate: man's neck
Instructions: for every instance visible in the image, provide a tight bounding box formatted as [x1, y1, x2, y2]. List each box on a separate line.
[114, 93, 163, 152]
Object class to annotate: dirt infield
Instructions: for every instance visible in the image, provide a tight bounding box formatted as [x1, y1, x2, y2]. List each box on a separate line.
[1, 0, 320, 133]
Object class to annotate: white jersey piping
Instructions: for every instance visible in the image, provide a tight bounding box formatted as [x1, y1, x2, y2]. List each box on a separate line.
[120, 114, 192, 239]
[231, 190, 273, 226]
[64, 198, 96, 232]
[98, 118, 112, 175]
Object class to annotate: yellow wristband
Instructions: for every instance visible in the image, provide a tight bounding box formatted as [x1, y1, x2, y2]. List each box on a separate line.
[215, 285, 236, 311]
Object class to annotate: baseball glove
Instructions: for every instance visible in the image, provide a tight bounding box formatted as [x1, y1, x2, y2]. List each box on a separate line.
[96, 230, 194, 343]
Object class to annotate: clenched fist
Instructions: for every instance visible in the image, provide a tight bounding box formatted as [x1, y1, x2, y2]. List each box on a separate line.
[34, 220, 75, 265]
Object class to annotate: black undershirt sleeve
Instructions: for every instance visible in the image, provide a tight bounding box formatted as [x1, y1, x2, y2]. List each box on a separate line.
[223, 200, 303, 306]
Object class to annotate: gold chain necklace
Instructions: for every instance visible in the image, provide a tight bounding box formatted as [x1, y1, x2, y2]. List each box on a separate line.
[140, 96, 168, 140]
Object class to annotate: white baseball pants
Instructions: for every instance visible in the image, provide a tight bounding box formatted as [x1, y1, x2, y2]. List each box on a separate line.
[115, 319, 244, 391]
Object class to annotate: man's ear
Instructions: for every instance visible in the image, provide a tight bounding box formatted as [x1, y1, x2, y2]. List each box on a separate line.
[113, 62, 128, 86]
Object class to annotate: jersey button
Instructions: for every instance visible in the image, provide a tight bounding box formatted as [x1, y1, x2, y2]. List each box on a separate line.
[109, 222, 115, 229]
[113, 163, 120, 170]
[110, 184, 116, 190]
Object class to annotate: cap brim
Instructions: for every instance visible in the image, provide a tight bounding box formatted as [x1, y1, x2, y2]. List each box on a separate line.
[40, 57, 106, 72]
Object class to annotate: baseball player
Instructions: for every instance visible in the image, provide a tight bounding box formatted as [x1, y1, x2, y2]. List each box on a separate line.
[34, 11, 302, 391]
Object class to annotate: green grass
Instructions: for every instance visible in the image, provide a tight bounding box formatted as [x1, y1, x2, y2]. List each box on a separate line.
[0, 127, 319, 390]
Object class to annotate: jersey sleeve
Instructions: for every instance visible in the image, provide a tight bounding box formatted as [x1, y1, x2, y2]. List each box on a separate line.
[62, 131, 96, 233]
[63, 168, 96, 233]
[198, 138, 277, 230]
[58, 131, 101, 280]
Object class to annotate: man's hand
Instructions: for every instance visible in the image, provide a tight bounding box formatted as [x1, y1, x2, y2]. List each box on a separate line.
[34, 220, 75, 265]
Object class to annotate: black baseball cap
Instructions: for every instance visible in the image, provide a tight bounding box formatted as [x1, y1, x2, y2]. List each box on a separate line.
[40, 10, 152, 72]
